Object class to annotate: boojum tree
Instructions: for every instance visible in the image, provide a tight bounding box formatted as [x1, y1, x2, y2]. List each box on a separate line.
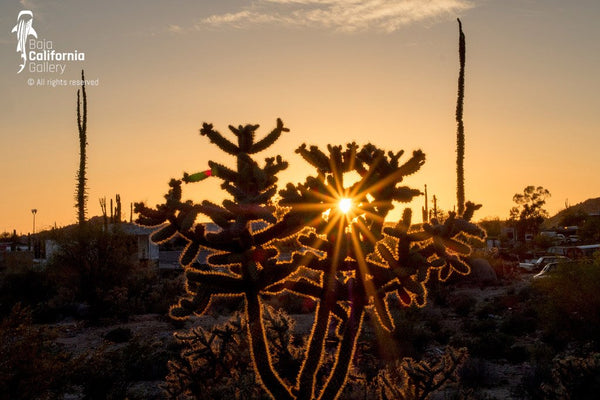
[135, 118, 484, 399]
[455, 18, 466, 217]
[75, 69, 88, 227]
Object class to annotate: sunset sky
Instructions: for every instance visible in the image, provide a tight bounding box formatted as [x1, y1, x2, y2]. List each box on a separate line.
[1, 0, 599, 234]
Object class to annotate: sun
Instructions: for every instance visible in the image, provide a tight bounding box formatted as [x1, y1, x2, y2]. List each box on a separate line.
[338, 197, 352, 214]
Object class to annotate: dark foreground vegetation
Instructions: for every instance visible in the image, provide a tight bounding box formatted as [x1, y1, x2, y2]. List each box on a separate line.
[2, 247, 600, 399]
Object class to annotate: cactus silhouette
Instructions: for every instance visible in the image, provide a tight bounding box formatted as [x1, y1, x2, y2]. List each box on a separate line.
[456, 18, 466, 217]
[136, 118, 484, 399]
[75, 69, 87, 227]
[376, 346, 468, 400]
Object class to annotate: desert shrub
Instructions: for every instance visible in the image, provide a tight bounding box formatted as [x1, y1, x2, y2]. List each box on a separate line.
[350, 336, 387, 384]
[104, 327, 133, 343]
[0, 269, 57, 322]
[497, 293, 520, 309]
[450, 294, 477, 317]
[517, 285, 534, 301]
[457, 318, 515, 360]
[510, 342, 555, 398]
[469, 332, 514, 360]
[499, 310, 537, 336]
[463, 318, 496, 336]
[487, 256, 519, 282]
[46, 225, 139, 320]
[422, 313, 442, 334]
[505, 344, 529, 364]
[532, 260, 600, 349]
[541, 352, 600, 400]
[516, 344, 593, 399]
[474, 297, 506, 320]
[457, 357, 494, 389]
[422, 311, 452, 345]
[125, 268, 186, 316]
[514, 362, 552, 400]
[0, 304, 70, 400]
[350, 307, 453, 385]
[46, 224, 184, 320]
[344, 346, 469, 399]
[371, 347, 468, 400]
[386, 307, 437, 359]
[72, 334, 172, 400]
[529, 342, 553, 363]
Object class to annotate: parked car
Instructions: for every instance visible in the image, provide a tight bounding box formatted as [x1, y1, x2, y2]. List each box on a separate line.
[533, 260, 578, 279]
[568, 235, 580, 243]
[519, 255, 570, 272]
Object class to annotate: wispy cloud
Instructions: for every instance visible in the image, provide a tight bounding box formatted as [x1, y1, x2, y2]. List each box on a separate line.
[167, 24, 184, 34]
[196, 0, 474, 33]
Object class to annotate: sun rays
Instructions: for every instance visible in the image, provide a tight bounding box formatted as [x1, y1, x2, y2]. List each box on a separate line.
[136, 118, 487, 400]
[338, 197, 352, 214]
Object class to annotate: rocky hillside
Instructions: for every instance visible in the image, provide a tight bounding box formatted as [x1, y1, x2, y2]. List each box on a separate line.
[543, 197, 600, 228]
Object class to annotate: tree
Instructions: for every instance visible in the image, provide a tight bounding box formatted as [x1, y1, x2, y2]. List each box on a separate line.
[135, 119, 485, 399]
[509, 185, 551, 240]
[75, 70, 88, 227]
[478, 218, 503, 238]
[46, 224, 139, 319]
[580, 217, 600, 243]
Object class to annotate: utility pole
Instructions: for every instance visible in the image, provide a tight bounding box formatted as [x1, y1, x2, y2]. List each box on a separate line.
[31, 208, 37, 234]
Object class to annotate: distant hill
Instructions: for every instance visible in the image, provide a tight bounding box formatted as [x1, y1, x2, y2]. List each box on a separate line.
[543, 197, 600, 228]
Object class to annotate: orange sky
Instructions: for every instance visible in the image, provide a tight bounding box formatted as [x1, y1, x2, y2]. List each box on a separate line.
[1, 1, 599, 234]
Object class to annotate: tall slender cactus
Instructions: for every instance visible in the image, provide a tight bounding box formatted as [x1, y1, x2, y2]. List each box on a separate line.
[115, 194, 122, 223]
[455, 18, 466, 216]
[76, 70, 88, 227]
[422, 184, 429, 223]
[99, 197, 107, 229]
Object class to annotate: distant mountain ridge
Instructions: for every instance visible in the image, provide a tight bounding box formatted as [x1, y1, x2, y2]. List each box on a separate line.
[543, 197, 600, 228]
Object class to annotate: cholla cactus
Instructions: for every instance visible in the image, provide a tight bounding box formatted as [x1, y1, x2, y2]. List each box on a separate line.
[376, 346, 468, 400]
[163, 304, 297, 400]
[136, 119, 484, 400]
[542, 352, 600, 400]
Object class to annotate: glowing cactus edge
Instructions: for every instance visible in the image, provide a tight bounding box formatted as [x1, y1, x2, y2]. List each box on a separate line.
[134, 118, 485, 400]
